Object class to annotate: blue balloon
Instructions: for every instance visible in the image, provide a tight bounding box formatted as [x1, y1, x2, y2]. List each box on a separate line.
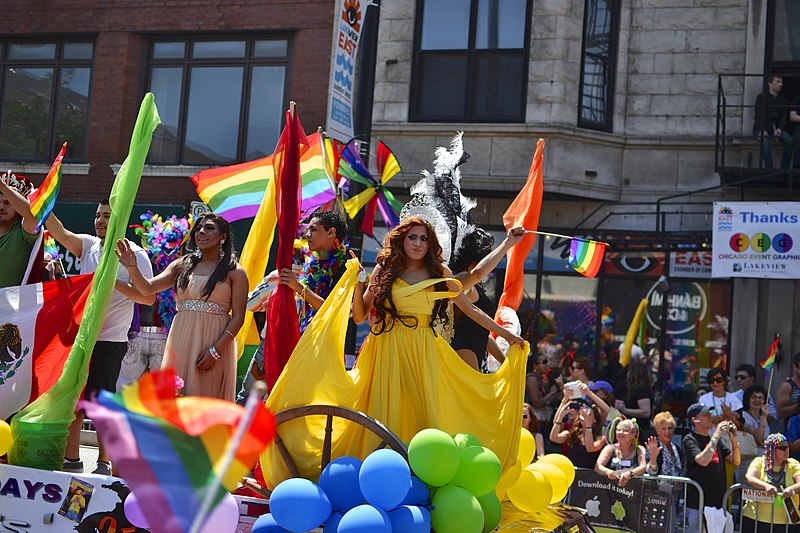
[323, 511, 343, 533]
[252, 514, 287, 533]
[388, 505, 431, 533]
[269, 478, 332, 532]
[319, 456, 365, 512]
[358, 449, 411, 511]
[337, 505, 391, 533]
[401, 476, 430, 506]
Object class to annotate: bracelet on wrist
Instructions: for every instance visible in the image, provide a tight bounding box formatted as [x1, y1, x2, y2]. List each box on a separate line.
[209, 345, 221, 360]
[223, 329, 235, 340]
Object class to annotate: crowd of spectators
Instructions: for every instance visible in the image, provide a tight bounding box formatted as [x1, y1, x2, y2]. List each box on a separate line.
[524, 350, 800, 531]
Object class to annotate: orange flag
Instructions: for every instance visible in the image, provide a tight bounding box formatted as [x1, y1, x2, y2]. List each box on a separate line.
[497, 139, 545, 312]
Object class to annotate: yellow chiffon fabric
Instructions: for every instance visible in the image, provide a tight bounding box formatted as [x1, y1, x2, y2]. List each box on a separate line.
[260, 259, 528, 488]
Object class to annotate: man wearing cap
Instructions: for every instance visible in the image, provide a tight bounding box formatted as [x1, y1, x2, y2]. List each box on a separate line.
[683, 402, 740, 531]
[0, 171, 39, 288]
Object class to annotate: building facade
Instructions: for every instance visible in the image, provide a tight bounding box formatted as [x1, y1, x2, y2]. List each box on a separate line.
[369, 0, 800, 406]
[0, 0, 335, 204]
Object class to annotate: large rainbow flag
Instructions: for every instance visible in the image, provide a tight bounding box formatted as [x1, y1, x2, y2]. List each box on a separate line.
[28, 142, 66, 231]
[760, 334, 780, 370]
[190, 131, 338, 222]
[80, 369, 276, 533]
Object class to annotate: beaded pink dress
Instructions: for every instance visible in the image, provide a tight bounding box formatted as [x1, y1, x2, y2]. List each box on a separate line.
[161, 273, 237, 400]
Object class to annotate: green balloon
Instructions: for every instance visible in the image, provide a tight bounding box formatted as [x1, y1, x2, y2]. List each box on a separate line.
[408, 429, 460, 487]
[431, 485, 484, 533]
[453, 432, 482, 449]
[449, 446, 502, 497]
[478, 491, 502, 533]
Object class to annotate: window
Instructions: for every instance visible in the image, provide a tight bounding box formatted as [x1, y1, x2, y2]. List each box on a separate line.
[578, 0, 619, 131]
[146, 36, 289, 166]
[0, 40, 93, 161]
[411, 0, 530, 122]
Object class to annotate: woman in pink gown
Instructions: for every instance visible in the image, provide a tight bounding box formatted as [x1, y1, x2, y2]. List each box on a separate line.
[115, 214, 248, 400]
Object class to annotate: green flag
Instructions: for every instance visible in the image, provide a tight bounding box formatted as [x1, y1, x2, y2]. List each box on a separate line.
[9, 93, 160, 469]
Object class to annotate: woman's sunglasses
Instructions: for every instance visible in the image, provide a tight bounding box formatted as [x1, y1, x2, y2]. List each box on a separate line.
[777, 446, 790, 451]
[708, 377, 726, 384]
[535, 360, 548, 365]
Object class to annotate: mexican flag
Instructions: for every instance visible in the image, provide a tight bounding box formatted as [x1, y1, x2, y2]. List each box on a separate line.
[0, 274, 93, 419]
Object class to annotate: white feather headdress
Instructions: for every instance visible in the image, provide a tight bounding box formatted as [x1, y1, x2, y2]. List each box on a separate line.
[399, 132, 476, 264]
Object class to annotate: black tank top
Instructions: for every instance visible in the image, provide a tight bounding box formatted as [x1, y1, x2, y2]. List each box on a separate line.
[451, 284, 497, 372]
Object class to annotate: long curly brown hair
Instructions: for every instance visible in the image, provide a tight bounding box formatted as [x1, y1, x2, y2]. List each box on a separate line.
[369, 216, 450, 335]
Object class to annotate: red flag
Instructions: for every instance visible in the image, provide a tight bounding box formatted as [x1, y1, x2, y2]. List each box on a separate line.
[264, 105, 309, 389]
[496, 139, 545, 312]
[0, 274, 92, 419]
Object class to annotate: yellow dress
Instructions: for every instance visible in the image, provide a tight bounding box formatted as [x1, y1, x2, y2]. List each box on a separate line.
[260, 260, 528, 488]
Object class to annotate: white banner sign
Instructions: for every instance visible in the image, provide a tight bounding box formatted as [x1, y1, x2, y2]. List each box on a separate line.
[712, 202, 800, 278]
[325, 0, 369, 142]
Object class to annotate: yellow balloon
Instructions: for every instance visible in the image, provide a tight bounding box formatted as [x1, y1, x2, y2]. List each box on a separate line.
[518, 428, 536, 465]
[507, 468, 552, 512]
[0, 421, 11, 456]
[537, 453, 576, 487]
[496, 459, 522, 494]
[495, 485, 507, 501]
[529, 462, 568, 504]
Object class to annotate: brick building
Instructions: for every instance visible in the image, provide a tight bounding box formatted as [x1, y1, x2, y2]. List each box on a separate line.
[0, 0, 335, 204]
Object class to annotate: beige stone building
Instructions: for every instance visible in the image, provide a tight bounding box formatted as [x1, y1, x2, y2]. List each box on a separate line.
[367, 0, 800, 407]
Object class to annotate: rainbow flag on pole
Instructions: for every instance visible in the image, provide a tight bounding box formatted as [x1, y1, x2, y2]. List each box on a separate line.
[190, 131, 338, 222]
[80, 369, 276, 533]
[760, 334, 780, 370]
[568, 238, 607, 278]
[28, 142, 66, 231]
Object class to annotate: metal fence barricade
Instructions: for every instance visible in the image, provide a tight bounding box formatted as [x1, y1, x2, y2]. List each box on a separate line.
[723, 483, 798, 533]
[566, 467, 704, 533]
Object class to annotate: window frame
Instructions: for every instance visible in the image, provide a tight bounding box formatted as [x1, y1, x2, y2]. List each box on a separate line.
[577, 0, 621, 132]
[0, 37, 95, 163]
[144, 34, 292, 166]
[409, 0, 532, 123]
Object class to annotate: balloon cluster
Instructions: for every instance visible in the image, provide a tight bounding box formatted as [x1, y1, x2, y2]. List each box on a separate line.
[254, 449, 428, 533]
[496, 428, 575, 513]
[131, 211, 192, 331]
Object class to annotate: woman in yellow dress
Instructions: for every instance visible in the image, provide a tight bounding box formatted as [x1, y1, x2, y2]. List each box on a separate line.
[261, 216, 529, 487]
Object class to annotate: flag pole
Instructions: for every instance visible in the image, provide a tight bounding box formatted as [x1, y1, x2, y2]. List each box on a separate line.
[767, 366, 776, 400]
[524, 229, 610, 246]
[188, 382, 267, 533]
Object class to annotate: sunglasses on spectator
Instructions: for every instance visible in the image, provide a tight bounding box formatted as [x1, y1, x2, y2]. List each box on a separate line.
[777, 446, 790, 451]
[735, 374, 750, 380]
[535, 359, 548, 365]
[522, 414, 529, 419]
[708, 377, 726, 384]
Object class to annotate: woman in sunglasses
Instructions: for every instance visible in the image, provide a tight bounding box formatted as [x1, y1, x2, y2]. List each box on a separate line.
[698, 367, 744, 429]
[743, 433, 800, 532]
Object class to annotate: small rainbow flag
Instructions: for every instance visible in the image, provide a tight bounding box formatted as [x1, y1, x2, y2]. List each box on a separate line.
[80, 369, 276, 533]
[760, 334, 780, 370]
[568, 238, 607, 278]
[28, 142, 66, 231]
[190, 131, 338, 222]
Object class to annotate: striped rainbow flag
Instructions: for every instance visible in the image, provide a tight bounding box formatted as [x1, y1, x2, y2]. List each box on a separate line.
[80, 369, 276, 533]
[568, 238, 607, 278]
[28, 142, 66, 231]
[190, 131, 338, 222]
[760, 334, 780, 370]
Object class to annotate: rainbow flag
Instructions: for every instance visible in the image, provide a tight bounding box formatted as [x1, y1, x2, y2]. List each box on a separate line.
[28, 142, 66, 231]
[190, 131, 338, 222]
[80, 369, 275, 533]
[760, 335, 780, 370]
[569, 238, 607, 278]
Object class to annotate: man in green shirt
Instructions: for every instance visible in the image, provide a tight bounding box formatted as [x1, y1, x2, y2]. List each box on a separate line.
[0, 171, 39, 289]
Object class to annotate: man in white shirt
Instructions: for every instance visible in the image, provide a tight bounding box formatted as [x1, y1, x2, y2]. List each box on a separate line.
[46, 200, 154, 475]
